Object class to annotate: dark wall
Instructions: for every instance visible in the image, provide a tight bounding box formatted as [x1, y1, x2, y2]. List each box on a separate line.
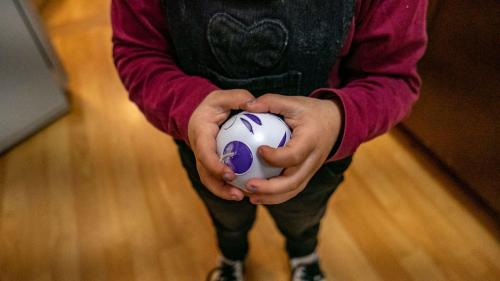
[404, 0, 499, 213]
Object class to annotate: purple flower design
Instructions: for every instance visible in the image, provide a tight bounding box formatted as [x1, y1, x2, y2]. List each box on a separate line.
[278, 132, 287, 147]
[222, 141, 253, 174]
[240, 118, 254, 134]
[243, 113, 262, 125]
[239, 113, 263, 134]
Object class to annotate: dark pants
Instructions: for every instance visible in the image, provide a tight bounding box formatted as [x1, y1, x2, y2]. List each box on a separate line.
[175, 140, 351, 260]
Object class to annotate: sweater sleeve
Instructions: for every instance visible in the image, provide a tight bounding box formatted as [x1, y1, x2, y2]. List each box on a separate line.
[111, 0, 219, 142]
[310, 0, 428, 161]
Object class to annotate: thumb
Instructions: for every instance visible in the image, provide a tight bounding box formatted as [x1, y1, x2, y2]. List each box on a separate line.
[243, 94, 296, 116]
[214, 89, 255, 110]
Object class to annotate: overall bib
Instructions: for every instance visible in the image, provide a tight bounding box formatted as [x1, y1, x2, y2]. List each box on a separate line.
[163, 0, 355, 259]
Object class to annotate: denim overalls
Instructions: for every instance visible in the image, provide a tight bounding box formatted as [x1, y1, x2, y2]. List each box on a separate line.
[163, 0, 355, 259]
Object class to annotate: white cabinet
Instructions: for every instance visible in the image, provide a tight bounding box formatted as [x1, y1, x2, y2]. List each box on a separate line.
[0, 0, 68, 153]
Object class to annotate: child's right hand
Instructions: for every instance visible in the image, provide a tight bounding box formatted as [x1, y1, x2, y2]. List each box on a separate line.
[187, 89, 255, 201]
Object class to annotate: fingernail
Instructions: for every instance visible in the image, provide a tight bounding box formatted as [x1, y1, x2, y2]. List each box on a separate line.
[251, 198, 261, 205]
[246, 184, 257, 193]
[231, 195, 239, 201]
[223, 173, 233, 182]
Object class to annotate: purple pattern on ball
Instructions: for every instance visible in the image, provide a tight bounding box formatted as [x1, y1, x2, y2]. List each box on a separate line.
[240, 118, 254, 134]
[243, 113, 262, 125]
[278, 132, 287, 147]
[223, 141, 253, 175]
[223, 116, 237, 130]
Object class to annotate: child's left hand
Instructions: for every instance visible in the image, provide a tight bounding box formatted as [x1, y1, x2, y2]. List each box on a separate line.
[242, 94, 343, 205]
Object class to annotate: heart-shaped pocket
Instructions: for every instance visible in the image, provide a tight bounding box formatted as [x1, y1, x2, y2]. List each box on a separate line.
[207, 13, 288, 78]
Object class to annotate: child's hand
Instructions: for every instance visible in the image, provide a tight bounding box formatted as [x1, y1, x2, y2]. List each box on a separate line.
[188, 89, 255, 201]
[242, 94, 342, 205]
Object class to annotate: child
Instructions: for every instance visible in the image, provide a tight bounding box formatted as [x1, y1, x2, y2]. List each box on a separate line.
[111, 0, 427, 280]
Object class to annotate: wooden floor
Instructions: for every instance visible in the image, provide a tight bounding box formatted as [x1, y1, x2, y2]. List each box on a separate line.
[1, 1, 499, 280]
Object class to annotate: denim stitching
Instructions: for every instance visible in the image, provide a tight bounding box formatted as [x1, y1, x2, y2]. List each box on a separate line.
[207, 12, 289, 77]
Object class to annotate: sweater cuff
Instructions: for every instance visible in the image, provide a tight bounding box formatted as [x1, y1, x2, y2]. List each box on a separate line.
[175, 78, 220, 144]
[309, 87, 357, 162]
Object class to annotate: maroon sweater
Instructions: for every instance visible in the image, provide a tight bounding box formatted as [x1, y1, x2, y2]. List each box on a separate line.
[111, 0, 428, 161]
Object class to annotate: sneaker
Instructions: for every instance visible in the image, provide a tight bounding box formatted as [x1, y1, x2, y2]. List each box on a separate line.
[206, 256, 245, 281]
[290, 252, 326, 281]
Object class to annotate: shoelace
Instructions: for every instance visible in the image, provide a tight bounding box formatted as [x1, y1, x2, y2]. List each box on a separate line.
[206, 263, 238, 281]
